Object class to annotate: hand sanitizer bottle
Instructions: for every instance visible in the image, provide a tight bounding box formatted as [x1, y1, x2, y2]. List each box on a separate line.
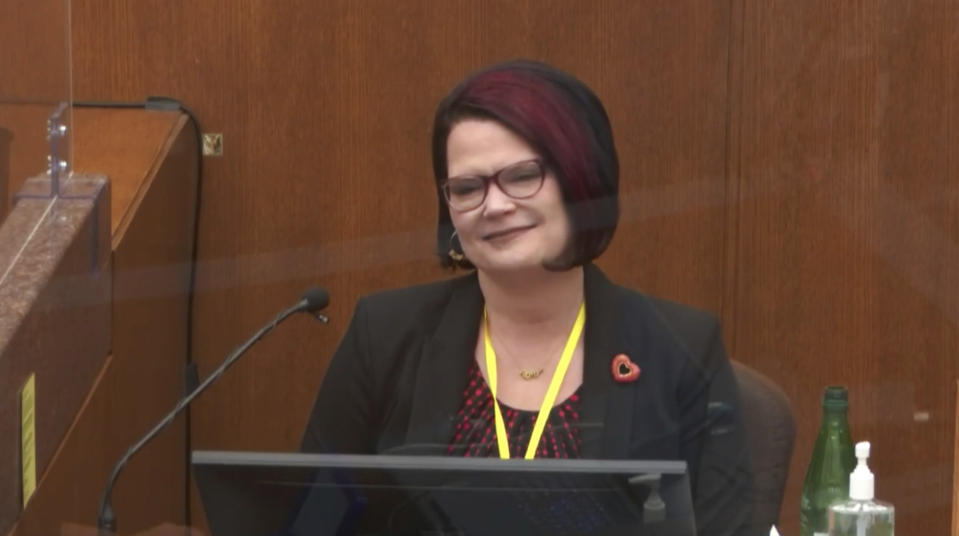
[828, 441, 894, 536]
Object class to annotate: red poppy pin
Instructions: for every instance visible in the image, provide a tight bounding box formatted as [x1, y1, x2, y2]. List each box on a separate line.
[611, 353, 640, 383]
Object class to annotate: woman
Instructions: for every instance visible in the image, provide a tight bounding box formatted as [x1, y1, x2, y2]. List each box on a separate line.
[302, 59, 752, 535]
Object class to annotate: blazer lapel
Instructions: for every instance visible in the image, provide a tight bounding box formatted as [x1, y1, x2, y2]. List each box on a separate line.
[403, 274, 483, 453]
[580, 264, 634, 459]
[401, 266, 634, 459]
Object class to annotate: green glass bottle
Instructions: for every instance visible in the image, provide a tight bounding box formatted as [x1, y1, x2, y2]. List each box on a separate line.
[800, 386, 856, 536]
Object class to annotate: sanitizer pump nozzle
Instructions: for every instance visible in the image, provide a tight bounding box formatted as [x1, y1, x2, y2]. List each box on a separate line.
[848, 441, 874, 500]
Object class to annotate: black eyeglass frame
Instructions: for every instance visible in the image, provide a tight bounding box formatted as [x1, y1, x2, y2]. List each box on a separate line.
[440, 158, 547, 212]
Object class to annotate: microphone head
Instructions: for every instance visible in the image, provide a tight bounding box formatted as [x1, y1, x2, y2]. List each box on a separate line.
[300, 287, 330, 313]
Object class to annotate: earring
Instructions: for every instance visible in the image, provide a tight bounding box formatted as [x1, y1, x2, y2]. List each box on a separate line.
[448, 230, 465, 262]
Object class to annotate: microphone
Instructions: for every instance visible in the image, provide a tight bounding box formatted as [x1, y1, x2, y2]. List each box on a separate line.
[96, 287, 331, 535]
[299, 286, 331, 323]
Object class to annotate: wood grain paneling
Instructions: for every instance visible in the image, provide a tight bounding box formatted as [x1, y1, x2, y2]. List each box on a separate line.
[0, 0, 71, 101]
[66, 1, 959, 534]
[590, 0, 732, 312]
[0, 126, 9, 223]
[955, 379, 959, 536]
[729, 1, 959, 534]
[0, 104, 61, 213]
[6, 109, 198, 536]
[73, 109, 187, 241]
[1, 0, 74, 221]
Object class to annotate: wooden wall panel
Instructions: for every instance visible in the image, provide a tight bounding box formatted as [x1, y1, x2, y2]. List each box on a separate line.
[0, 0, 71, 101]
[68, 0, 959, 534]
[1, 0, 74, 218]
[955, 379, 959, 536]
[729, 1, 959, 534]
[0, 104, 62, 214]
[590, 1, 732, 312]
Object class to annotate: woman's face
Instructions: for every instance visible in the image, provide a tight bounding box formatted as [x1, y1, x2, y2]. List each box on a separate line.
[445, 119, 571, 275]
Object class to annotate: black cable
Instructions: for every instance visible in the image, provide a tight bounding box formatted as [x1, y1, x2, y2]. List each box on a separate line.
[74, 97, 204, 529]
[72, 101, 145, 109]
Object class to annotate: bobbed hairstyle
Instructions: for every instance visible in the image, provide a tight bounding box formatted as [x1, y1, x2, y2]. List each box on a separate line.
[432, 59, 620, 270]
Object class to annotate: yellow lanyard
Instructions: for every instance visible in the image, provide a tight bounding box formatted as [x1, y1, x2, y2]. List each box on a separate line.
[483, 302, 586, 459]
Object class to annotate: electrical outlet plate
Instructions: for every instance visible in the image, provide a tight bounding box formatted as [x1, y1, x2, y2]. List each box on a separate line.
[202, 133, 223, 156]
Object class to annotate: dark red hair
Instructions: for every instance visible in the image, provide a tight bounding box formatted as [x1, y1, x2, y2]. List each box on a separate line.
[432, 59, 619, 270]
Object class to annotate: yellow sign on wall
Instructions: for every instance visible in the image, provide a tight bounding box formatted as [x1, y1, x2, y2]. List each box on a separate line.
[20, 373, 36, 508]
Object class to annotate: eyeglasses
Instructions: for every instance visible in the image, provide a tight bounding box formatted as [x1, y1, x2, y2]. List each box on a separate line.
[441, 159, 546, 212]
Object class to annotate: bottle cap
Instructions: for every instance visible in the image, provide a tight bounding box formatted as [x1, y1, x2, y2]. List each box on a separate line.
[849, 441, 874, 500]
[823, 386, 849, 408]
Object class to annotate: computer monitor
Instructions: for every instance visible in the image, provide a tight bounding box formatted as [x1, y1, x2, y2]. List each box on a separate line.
[192, 450, 695, 536]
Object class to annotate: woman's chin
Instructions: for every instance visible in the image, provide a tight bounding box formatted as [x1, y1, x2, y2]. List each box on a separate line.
[472, 253, 547, 275]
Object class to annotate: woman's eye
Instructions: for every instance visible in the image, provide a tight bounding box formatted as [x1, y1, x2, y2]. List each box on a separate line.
[504, 169, 540, 183]
[512, 172, 539, 182]
[450, 180, 483, 196]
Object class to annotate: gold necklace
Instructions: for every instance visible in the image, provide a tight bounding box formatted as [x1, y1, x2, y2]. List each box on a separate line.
[518, 368, 544, 381]
[489, 329, 567, 381]
[492, 309, 580, 382]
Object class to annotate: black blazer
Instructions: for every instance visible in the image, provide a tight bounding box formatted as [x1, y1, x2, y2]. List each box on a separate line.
[302, 264, 753, 535]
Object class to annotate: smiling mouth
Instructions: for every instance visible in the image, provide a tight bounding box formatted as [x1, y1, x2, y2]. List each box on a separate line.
[483, 225, 535, 240]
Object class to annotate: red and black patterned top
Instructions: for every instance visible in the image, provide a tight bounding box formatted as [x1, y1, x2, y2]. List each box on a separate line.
[447, 361, 583, 459]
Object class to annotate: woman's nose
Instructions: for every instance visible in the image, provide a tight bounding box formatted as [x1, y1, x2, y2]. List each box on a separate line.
[482, 182, 516, 215]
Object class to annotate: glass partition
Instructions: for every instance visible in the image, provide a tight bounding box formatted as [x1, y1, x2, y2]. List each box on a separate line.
[0, 0, 72, 223]
[0, 2, 952, 535]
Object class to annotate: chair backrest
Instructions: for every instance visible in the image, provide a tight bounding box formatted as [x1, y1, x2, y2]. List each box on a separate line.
[732, 361, 796, 532]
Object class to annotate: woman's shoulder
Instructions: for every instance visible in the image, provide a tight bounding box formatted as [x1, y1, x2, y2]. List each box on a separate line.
[623, 288, 718, 331]
[588, 264, 719, 333]
[589, 266, 721, 362]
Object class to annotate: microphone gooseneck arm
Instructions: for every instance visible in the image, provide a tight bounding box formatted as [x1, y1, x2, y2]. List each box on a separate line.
[97, 292, 328, 535]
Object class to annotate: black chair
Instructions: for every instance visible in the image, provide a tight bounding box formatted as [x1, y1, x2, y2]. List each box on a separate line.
[732, 361, 796, 533]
